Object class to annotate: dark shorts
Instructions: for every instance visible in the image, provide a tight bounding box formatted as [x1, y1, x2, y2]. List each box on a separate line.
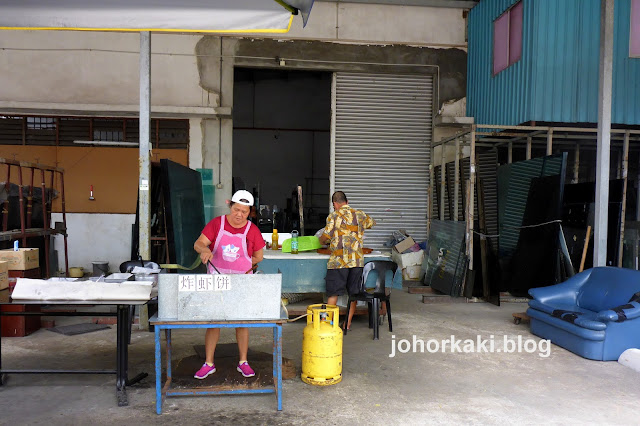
[325, 267, 364, 297]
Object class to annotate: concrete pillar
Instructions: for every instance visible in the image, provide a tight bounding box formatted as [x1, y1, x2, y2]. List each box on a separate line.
[139, 31, 151, 260]
[594, 0, 614, 267]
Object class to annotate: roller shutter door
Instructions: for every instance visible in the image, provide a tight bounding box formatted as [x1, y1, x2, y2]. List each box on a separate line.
[333, 72, 433, 249]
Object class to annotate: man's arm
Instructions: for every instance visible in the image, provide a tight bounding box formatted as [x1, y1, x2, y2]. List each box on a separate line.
[194, 233, 213, 265]
[319, 214, 335, 245]
[363, 213, 376, 229]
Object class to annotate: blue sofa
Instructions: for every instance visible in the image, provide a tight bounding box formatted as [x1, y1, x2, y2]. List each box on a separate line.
[527, 267, 640, 361]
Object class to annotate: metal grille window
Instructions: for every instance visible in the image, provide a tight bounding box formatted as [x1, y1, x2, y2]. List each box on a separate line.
[93, 118, 124, 142]
[58, 118, 90, 146]
[26, 116, 56, 130]
[0, 116, 24, 145]
[0, 115, 189, 148]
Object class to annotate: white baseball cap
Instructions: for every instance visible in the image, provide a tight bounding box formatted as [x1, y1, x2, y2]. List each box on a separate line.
[231, 190, 254, 206]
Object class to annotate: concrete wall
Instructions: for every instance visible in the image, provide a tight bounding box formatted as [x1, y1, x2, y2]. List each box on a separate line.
[0, 31, 210, 109]
[51, 213, 135, 273]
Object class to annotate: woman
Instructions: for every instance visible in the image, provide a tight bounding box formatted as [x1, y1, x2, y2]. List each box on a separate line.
[192, 189, 265, 379]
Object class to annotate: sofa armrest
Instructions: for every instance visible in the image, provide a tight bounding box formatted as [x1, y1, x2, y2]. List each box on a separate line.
[528, 269, 593, 304]
[597, 301, 640, 323]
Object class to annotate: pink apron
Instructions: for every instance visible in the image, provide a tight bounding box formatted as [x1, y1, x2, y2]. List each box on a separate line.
[207, 215, 253, 275]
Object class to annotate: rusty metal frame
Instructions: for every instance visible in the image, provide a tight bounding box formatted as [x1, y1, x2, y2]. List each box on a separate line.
[0, 157, 68, 277]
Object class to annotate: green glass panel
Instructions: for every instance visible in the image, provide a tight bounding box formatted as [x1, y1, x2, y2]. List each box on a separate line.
[162, 160, 206, 273]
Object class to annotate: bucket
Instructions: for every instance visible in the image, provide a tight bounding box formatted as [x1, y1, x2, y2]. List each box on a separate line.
[92, 261, 109, 276]
[69, 267, 84, 278]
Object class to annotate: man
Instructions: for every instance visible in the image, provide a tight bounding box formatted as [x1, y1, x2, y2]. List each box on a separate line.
[319, 191, 375, 330]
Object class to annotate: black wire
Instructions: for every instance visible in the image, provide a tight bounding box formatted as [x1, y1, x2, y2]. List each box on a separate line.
[207, 260, 221, 274]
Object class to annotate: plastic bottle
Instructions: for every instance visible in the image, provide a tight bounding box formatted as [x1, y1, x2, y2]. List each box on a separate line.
[291, 230, 299, 254]
[271, 229, 279, 250]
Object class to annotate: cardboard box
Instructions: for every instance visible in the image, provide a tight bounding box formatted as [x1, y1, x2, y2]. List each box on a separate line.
[0, 248, 39, 271]
[0, 261, 7, 290]
[391, 249, 425, 269]
[401, 265, 422, 280]
[391, 249, 425, 281]
[393, 237, 416, 254]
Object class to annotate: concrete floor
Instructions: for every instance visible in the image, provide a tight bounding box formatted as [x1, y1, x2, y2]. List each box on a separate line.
[1, 288, 639, 425]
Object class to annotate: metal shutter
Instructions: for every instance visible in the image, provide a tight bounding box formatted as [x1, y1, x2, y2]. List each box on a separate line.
[333, 72, 433, 249]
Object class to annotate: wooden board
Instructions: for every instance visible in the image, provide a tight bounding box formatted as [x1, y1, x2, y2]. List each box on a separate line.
[167, 343, 297, 389]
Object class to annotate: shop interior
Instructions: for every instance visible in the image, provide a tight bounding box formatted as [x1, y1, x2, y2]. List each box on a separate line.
[232, 68, 332, 236]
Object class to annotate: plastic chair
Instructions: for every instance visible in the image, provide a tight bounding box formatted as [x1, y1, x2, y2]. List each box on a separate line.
[345, 260, 398, 340]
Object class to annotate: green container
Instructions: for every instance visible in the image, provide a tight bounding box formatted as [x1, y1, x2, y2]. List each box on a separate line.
[281, 236, 323, 253]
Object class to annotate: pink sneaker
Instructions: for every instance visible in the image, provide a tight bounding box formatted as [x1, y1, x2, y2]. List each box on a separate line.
[237, 361, 255, 378]
[194, 363, 216, 379]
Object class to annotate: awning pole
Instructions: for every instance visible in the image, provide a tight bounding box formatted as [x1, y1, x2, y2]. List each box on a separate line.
[454, 138, 460, 221]
[469, 126, 476, 270]
[139, 31, 151, 260]
[573, 144, 580, 184]
[618, 131, 629, 267]
[594, 0, 614, 267]
[440, 143, 446, 220]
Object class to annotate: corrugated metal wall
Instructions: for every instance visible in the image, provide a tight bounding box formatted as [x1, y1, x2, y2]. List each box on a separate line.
[497, 153, 567, 257]
[467, 0, 640, 126]
[333, 72, 433, 249]
[467, 0, 533, 126]
[434, 149, 498, 236]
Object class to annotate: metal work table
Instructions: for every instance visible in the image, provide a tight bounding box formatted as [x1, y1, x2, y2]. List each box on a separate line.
[259, 250, 394, 293]
[150, 312, 287, 414]
[0, 289, 149, 406]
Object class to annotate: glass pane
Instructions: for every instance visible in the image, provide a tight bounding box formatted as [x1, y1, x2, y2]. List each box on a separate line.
[631, 0, 640, 56]
[509, 1, 523, 64]
[493, 12, 509, 74]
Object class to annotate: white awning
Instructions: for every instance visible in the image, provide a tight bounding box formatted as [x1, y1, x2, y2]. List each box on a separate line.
[0, 0, 314, 33]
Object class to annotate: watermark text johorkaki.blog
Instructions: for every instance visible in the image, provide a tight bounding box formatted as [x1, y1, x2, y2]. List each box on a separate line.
[389, 334, 551, 358]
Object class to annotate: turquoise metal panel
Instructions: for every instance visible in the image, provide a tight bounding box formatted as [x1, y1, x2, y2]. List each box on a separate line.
[258, 254, 399, 293]
[467, 0, 533, 126]
[468, 0, 640, 126]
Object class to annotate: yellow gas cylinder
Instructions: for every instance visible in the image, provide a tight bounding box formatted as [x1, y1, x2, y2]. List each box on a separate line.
[301, 304, 343, 386]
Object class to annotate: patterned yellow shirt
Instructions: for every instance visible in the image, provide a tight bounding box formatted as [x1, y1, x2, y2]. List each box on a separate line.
[322, 204, 376, 269]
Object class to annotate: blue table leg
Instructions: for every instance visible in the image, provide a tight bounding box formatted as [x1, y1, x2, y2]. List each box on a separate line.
[272, 326, 276, 390]
[155, 325, 162, 415]
[166, 329, 172, 380]
[276, 324, 282, 411]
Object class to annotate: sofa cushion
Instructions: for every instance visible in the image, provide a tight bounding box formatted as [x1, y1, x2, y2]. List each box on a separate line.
[597, 300, 640, 323]
[529, 300, 589, 316]
[576, 268, 640, 312]
[528, 300, 606, 331]
[550, 309, 606, 331]
[527, 308, 606, 341]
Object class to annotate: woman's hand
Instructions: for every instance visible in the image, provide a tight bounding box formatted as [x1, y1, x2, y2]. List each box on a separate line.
[194, 233, 213, 266]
